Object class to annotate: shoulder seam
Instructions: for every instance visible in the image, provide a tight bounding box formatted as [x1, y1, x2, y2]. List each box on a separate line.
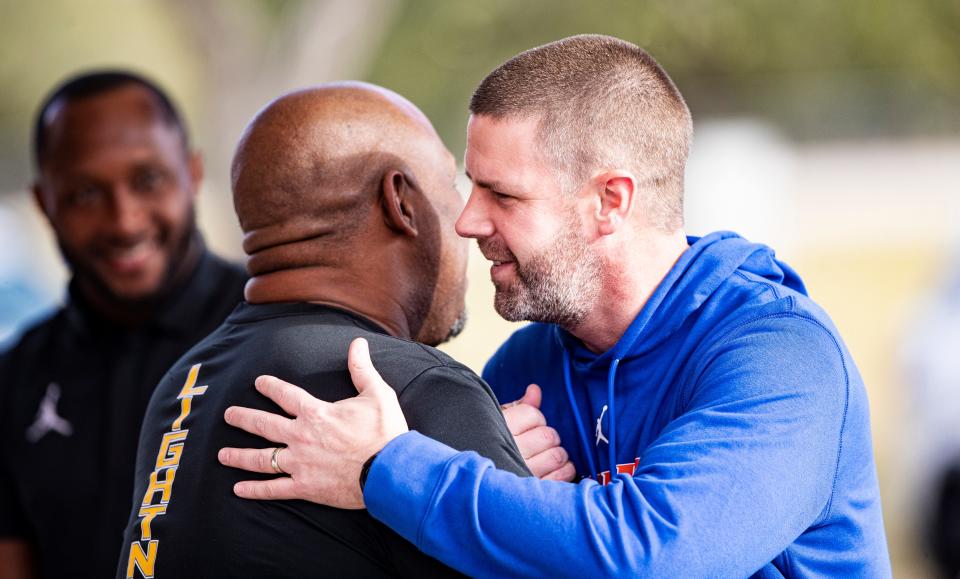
[733, 269, 783, 300]
[396, 362, 483, 399]
[685, 309, 850, 523]
[409, 342, 450, 366]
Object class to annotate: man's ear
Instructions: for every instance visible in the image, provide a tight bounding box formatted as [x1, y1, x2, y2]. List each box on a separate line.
[592, 170, 636, 236]
[188, 150, 204, 198]
[380, 169, 418, 237]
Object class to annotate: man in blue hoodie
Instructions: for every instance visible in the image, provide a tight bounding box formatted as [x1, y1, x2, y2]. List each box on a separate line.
[218, 35, 892, 577]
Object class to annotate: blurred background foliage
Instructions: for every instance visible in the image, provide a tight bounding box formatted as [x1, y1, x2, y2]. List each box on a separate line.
[2, 0, 959, 191]
[367, 0, 960, 152]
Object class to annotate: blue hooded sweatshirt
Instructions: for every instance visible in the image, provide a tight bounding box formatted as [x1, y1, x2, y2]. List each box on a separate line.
[364, 232, 891, 578]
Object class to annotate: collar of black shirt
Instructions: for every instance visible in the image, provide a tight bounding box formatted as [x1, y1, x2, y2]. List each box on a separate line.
[64, 241, 233, 338]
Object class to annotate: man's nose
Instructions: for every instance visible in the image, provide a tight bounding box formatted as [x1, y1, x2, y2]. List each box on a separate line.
[108, 187, 148, 238]
[455, 189, 495, 239]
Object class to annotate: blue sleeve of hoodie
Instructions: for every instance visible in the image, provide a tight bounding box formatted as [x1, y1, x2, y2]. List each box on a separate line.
[363, 314, 849, 577]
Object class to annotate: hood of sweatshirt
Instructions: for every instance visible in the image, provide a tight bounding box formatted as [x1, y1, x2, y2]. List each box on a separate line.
[556, 231, 806, 367]
[554, 231, 807, 477]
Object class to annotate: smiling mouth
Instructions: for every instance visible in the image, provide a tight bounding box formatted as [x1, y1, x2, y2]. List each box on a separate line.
[478, 240, 515, 270]
[102, 239, 160, 273]
[489, 259, 516, 279]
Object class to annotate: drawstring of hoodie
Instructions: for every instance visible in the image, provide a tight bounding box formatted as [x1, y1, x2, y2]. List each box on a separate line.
[562, 348, 622, 481]
[562, 349, 597, 479]
[606, 358, 620, 473]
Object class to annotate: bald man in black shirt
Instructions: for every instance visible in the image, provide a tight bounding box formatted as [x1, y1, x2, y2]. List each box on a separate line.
[117, 83, 528, 578]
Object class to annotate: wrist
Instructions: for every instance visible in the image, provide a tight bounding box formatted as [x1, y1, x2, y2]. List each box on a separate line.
[358, 451, 379, 494]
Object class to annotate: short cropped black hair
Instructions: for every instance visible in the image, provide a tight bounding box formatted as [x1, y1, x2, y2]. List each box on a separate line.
[33, 70, 190, 171]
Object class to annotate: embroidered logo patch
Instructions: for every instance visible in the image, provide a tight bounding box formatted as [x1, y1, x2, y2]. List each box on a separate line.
[25, 383, 74, 443]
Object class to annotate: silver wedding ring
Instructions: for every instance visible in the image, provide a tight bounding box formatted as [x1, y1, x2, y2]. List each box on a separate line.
[271, 446, 286, 474]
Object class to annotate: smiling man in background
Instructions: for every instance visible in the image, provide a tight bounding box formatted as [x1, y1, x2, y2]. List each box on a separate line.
[0, 71, 246, 579]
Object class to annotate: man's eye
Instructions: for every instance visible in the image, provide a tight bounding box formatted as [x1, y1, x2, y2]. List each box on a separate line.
[132, 168, 166, 193]
[492, 190, 516, 204]
[67, 186, 104, 208]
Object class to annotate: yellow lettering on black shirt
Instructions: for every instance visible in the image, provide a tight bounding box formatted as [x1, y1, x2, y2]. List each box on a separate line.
[126, 364, 207, 578]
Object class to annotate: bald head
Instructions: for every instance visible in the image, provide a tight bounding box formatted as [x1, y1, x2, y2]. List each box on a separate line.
[232, 82, 452, 264]
[232, 82, 467, 346]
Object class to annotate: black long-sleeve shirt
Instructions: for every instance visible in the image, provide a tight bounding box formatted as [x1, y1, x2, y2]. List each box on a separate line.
[0, 250, 247, 579]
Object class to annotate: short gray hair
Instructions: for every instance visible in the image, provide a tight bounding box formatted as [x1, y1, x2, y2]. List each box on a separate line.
[470, 34, 692, 230]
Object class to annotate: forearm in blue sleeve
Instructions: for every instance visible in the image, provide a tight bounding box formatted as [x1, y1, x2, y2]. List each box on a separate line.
[364, 319, 847, 577]
[365, 423, 834, 578]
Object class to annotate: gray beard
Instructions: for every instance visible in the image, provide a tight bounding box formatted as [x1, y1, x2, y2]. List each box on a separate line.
[490, 219, 602, 332]
[443, 308, 468, 343]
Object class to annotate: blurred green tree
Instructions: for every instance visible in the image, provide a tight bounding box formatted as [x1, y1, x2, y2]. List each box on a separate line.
[1, 0, 958, 193]
[364, 0, 960, 152]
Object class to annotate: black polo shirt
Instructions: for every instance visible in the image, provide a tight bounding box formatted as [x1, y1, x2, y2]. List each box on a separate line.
[0, 249, 247, 579]
[116, 302, 529, 578]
